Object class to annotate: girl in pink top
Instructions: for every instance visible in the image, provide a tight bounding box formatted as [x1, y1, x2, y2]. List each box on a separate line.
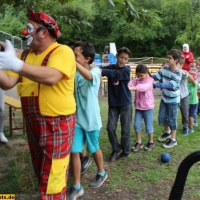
[128, 64, 155, 151]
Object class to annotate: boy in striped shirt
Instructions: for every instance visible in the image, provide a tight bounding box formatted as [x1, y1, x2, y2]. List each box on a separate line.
[153, 49, 182, 148]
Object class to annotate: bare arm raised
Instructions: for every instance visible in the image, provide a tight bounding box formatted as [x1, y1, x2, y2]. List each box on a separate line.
[76, 62, 93, 80]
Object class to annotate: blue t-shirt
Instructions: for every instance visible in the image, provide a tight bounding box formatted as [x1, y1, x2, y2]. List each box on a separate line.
[75, 67, 102, 131]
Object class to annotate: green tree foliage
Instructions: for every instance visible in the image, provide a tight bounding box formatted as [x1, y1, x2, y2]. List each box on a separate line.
[54, 0, 97, 44]
[1, 0, 200, 57]
[159, 0, 200, 55]
[100, 0, 161, 26]
[0, 5, 26, 36]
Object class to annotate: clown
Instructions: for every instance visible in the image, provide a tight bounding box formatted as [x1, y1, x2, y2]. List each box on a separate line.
[21, 9, 61, 47]
[0, 9, 76, 200]
[21, 22, 42, 46]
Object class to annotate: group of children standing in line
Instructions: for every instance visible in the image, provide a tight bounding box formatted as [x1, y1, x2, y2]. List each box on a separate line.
[66, 41, 199, 200]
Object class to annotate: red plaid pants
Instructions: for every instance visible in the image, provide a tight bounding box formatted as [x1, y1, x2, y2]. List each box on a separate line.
[21, 97, 75, 200]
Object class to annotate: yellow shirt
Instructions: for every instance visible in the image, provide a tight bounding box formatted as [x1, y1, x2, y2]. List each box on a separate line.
[7, 42, 76, 116]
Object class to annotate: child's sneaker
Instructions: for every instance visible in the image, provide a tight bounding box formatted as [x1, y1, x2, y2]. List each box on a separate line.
[163, 139, 177, 148]
[131, 142, 144, 152]
[182, 127, 188, 136]
[81, 156, 92, 174]
[67, 186, 84, 200]
[116, 152, 131, 160]
[194, 122, 198, 127]
[90, 171, 108, 188]
[188, 128, 194, 133]
[144, 141, 155, 151]
[158, 132, 171, 142]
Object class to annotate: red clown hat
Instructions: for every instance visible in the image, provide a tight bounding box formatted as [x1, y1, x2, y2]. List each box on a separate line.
[28, 8, 61, 37]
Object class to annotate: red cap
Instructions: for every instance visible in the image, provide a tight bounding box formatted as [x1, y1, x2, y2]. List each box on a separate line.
[28, 8, 61, 37]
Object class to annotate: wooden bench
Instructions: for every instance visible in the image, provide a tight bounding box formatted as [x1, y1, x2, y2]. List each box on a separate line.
[101, 76, 108, 83]
[4, 95, 25, 136]
[130, 69, 136, 79]
[149, 69, 160, 74]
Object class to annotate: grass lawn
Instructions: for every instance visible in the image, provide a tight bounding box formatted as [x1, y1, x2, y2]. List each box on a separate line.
[92, 95, 200, 200]
[0, 93, 200, 200]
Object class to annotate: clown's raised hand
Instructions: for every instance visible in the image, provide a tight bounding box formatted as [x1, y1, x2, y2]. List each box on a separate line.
[0, 40, 24, 72]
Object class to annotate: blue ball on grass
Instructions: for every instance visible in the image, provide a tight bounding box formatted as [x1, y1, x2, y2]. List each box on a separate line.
[161, 152, 171, 163]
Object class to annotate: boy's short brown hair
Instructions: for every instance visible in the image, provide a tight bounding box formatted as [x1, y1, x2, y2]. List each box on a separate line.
[167, 49, 181, 63]
[117, 47, 131, 57]
[74, 41, 95, 64]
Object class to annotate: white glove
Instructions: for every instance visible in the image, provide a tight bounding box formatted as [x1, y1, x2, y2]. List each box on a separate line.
[0, 40, 24, 72]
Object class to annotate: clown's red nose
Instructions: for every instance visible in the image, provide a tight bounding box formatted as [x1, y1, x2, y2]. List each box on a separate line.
[21, 29, 28, 36]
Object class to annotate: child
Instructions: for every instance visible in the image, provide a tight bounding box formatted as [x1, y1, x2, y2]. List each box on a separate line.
[67, 41, 93, 175]
[178, 56, 190, 135]
[153, 49, 182, 148]
[187, 71, 198, 133]
[67, 42, 107, 200]
[128, 64, 155, 151]
[101, 47, 132, 160]
[195, 57, 200, 119]
[164, 56, 194, 136]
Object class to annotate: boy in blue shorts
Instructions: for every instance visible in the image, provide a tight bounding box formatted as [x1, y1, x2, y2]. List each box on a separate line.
[194, 57, 200, 125]
[161, 55, 195, 137]
[153, 49, 182, 148]
[187, 71, 199, 133]
[68, 41, 93, 175]
[67, 42, 107, 200]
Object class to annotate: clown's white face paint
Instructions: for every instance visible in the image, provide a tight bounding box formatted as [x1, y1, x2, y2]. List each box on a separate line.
[27, 23, 34, 34]
[26, 36, 33, 46]
[26, 23, 35, 46]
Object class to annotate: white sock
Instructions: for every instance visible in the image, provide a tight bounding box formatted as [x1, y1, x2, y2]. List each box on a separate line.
[164, 130, 171, 134]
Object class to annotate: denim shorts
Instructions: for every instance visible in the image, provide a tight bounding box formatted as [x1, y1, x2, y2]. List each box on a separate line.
[158, 99, 179, 130]
[134, 109, 154, 134]
[71, 126, 100, 154]
[189, 104, 198, 118]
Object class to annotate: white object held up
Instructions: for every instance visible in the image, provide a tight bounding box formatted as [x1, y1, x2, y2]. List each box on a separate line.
[0, 40, 24, 72]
